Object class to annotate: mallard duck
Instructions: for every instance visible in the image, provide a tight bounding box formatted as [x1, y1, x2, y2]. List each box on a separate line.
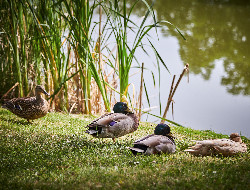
[128, 123, 176, 155]
[85, 102, 139, 141]
[184, 133, 247, 156]
[2, 85, 50, 122]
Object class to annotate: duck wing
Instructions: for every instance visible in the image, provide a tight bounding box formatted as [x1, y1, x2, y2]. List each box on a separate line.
[2, 97, 36, 112]
[85, 113, 135, 138]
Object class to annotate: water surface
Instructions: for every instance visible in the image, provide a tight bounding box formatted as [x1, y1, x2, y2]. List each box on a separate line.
[129, 0, 250, 138]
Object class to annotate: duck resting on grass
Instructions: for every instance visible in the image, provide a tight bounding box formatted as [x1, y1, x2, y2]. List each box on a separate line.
[128, 123, 176, 155]
[2, 85, 50, 123]
[184, 133, 247, 156]
[85, 102, 139, 142]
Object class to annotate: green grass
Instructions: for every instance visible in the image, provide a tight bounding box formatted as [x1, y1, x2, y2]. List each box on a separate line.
[0, 108, 249, 190]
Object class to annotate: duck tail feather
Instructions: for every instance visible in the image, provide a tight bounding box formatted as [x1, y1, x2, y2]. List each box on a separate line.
[128, 147, 144, 155]
[2, 101, 14, 110]
[85, 130, 98, 135]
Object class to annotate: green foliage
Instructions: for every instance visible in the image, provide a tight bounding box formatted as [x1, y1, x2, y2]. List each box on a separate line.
[56, 0, 111, 113]
[0, 108, 249, 189]
[1, 0, 185, 114]
[102, 0, 172, 102]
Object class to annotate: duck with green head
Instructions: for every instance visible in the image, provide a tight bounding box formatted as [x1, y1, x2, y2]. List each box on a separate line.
[85, 102, 139, 141]
[129, 123, 176, 155]
[2, 85, 50, 122]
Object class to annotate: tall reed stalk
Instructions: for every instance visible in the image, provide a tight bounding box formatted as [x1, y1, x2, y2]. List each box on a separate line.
[18, 1, 29, 96]
[9, 0, 23, 97]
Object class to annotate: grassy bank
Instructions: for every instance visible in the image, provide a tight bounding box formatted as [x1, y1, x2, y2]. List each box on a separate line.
[0, 108, 249, 189]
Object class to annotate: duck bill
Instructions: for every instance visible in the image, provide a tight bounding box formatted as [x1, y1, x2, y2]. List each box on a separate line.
[43, 89, 50, 96]
[168, 132, 175, 138]
[126, 107, 133, 113]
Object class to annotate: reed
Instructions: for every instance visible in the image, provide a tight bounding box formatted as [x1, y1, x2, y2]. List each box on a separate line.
[103, 0, 156, 100]
[58, 0, 111, 113]
[18, 1, 29, 96]
[161, 63, 189, 123]
[9, 0, 23, 97]
[0, 0, 184, 116]
[102, 0, 181, 115]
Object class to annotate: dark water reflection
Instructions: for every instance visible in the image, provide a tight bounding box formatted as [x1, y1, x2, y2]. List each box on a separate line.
[160, 0, 250, 96]
[128, 0, 250, 137]
[134, 0, 250, 95]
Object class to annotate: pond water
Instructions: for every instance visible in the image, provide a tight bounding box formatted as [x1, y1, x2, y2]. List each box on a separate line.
[129, 0, 250, 138]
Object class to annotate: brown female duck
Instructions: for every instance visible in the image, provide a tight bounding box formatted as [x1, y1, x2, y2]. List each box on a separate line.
[2, 85, 50, 122]
[184, 133, 247, 156]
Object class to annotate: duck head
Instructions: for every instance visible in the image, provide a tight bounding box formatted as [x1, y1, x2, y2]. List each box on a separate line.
[154, 123, 172, 136]
[35, 85, 50, 96]
[230, 133, 242, 143]
[113, 102, 132, 114]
